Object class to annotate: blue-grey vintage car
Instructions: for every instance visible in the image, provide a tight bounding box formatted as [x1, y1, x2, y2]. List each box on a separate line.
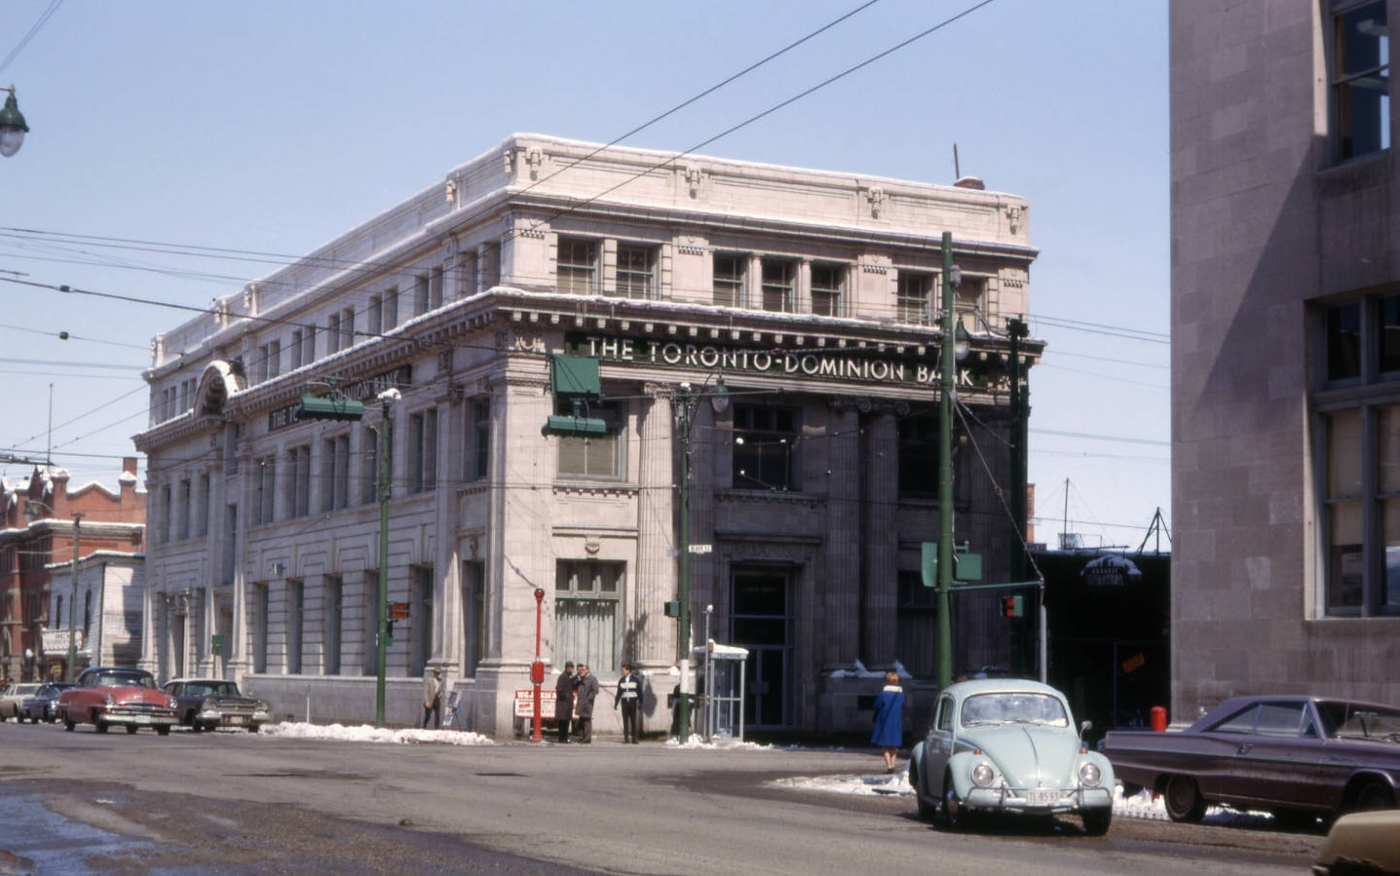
[908, 679, 1115, 835]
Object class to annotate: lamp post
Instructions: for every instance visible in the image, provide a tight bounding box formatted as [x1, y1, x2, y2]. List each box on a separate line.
[674, 374, 728, 741]
[0, 86, 28, 158]
[373, 388, 399, 728]
[937, 230, 960, 691]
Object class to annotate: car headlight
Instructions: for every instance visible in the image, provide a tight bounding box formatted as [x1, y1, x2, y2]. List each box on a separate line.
[168, 698, 179, 709]
[1078, 761, 1102, 786]
[256, 701, 270, 712]
[104, 693, 114, 706]
[971, 762, 996, 788]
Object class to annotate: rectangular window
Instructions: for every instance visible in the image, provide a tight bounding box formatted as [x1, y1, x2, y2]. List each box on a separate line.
[368, 295, 383, 337]
[253, 583, 269, 674]
[555, 560, 622, 674]
[159, 484, 172, 544]
[253, 458, 275, 525]
[732, 404, 799, 491]
[1332, 0, 1390, 161]
[714, 254, 745, 307]
[430, 266, 444, 310]
[462, 561, 486, 678]
[222, 504, 238, 585]
[558, 238, 598, 295]
[267, 340, 281, 379]
[556, 399, 624, 479]
[409, 410, 438, 493]
[957, 276, 986, 332]
[1329, 302, 1363, 382]
[412, 566, 433, 677]
[384, 287, 399, 329]
[896, 570, 938, 678]
[326, 313, 341, 354]
[898, 410, 940, 498]
[324, 575, 343, 676]
[760, 259, 795, 313]
[897, 272, 934, 324]
[415, 273, 430, 316]
[341, 307, 355, 349]
[287, 579, 304, 674]
[197, 473, 211, 537]
[301, 326, 316, 365]
[456, 252, 478, 298]
[616, 245, 655, 299]
[177, 479, 192, 541]
[322, 434, 350, 512]
[810, 263, 845, 317]
[468, 399, 491, 481]
[290, 330, 304, 369]
[363, 425, 382, 505]
[287, 445, 312, 519]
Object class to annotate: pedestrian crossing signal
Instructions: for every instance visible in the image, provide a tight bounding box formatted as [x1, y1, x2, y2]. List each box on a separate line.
[1001, 595, 1024, 618]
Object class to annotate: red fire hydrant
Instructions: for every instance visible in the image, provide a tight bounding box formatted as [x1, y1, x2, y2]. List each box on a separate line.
[1150, 705, 1167, 732]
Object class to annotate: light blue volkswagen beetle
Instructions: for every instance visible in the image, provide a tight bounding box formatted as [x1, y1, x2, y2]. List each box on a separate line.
[908, 679, 1115, 835]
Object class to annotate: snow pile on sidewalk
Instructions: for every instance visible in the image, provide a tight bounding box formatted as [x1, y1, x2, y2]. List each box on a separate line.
[261, 722, 494, 746]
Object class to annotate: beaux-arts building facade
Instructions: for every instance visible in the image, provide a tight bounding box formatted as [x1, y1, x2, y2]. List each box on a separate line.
[136, 134, 1042, 737]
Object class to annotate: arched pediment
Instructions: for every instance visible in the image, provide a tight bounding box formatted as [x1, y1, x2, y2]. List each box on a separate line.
[195, 360, 243, 417]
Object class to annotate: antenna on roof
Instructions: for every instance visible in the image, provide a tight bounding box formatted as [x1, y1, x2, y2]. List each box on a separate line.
[953, 143, 960, 180]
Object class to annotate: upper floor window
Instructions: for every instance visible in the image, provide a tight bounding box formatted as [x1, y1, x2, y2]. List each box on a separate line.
[810, 263, 845, 317]
[761, 259, 795, 313]
[286, 445, 312, 518]
[290, 330, 304, 369]
[415, 273, 431, 316]
[555, 560, 623, 675]
[1332, 0, 1390, 161]
[558, 238, 598, 295]
[409, 409, 438, 493]
[322, 434, 350, 512]
[732, 404, 799, 490]
[327, 313, 342, 354]
[957, 276, 986, 332]
[897, 272, 934, 324]
[616, 245, 656, 299]
[714, 254, 745, 307]
[467, 399, 491, 481]
[253, 457, 276, 525]
[556, 399, 624, 479]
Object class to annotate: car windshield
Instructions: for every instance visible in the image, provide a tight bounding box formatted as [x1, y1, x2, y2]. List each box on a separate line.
[185, 682, 240, 697]
[960, 692, 1069, 727]
[91, 671, 155, 689]
[1317, 701, 1400, 743]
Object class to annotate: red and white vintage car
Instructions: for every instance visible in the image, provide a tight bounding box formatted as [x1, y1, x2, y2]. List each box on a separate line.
[57, 666, 179, 736]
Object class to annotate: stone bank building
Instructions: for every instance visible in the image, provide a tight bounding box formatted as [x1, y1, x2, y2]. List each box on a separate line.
[136, 135, 1041, 737]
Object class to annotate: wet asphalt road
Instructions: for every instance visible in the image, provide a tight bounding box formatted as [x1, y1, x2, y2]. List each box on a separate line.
[0, 721, 1326, 875]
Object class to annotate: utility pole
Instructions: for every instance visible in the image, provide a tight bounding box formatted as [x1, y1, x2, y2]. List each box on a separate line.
[937, 231, 958, 690]
[374, 394, 395, 728]
[67, 512, 83, 682]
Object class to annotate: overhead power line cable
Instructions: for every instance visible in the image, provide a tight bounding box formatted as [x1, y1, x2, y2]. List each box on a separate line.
[0, 0, 63, 77]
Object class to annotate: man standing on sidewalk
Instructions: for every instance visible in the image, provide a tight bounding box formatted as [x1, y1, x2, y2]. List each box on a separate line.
[554, 661, 576, 743]
[422, 667, 444, 729]
[614, 663, 643, 743]
[573, 664, 600, 743]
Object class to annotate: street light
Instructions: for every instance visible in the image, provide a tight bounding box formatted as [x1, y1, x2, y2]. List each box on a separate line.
[937, 230, 964, 691]
[0, 86, 29, 158]
[22, 500, 82, 682]
[373, 388, 399, 728]
[673, 373, 728, 742]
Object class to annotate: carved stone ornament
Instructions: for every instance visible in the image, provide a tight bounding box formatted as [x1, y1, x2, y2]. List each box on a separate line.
[1006, 205, 1024, 234]
[445, 178, 458, 207]
[685, 165, 703, 198]
[526, 146, 544, 180]
[503, 149, 515, 176]
[495, 328, 545, 353]
[867, 186, 886, 219]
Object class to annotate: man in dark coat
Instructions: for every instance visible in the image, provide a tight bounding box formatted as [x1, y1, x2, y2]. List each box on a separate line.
[554, 661, 576, 743]
[613, 663, 643, 743]
[572, 663, 600, 743]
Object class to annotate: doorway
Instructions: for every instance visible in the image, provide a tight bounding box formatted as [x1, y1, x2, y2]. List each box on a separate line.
[731, 566, 792, 728]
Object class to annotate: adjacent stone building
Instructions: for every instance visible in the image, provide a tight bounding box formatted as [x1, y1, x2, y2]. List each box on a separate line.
[136, 134, 1042, 737]
[1171, 1, 1400, 716]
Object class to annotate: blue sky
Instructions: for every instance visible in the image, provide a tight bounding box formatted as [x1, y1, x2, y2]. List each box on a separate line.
[0, 0, 1169, 548]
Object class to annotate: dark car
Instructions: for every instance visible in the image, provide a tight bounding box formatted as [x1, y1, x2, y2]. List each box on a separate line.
[1103, 695, 1400, 826]
[163, 678, 270, 732]
[18, 682, 74, 723]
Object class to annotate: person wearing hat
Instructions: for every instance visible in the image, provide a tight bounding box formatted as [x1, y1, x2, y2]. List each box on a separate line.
[554, 661, 577, 743]
[422, 666, 444, 729]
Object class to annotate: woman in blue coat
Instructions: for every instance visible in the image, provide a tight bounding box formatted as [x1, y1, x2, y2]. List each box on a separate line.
[870, 670, 904, 773]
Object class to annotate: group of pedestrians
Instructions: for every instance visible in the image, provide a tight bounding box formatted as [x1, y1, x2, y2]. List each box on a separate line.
[553, 661, 645, 743]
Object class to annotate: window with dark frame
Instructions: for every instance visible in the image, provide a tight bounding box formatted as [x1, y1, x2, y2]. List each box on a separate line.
[616, 245, 656, 299]
[714, 254, 745, 307]
[1332, 0, 1391, 161]
[555, 560, 622, 675]
[556, 399, 625, 479]
[468, 400, 491, 481]
[760, 259, 795, 313]
[409, 410, 438, 493]
[732, 404, 799, 491]
[810, 263, 845, 317]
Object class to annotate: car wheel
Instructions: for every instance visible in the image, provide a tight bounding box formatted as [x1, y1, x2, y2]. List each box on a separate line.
[1349, 778, 1394, 813]
[156, 725, 171, 737]
[1164, 775, 1207, 823]
[1081, 808, 1112, 836]
[191, 719, 202, 732]
[942, 772, 967, 831]
[126, 725, 139, 735]
[63, 717, 75, 732]
[247, 725, 259, 733]
[95, 720, 109, 734]
[909, 764, 937, 823]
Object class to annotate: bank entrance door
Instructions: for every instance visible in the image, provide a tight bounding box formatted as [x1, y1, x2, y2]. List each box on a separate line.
[731, 566, 792, 728]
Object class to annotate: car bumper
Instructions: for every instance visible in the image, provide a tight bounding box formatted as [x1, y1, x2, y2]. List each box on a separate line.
[964, 785, 1114, 815]
[196, 709, 270, 728]
[98, 709, 178, 727]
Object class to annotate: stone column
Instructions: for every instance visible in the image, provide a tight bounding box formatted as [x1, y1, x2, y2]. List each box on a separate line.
[633, 385, 676, 670]
[823, 401, 862, 667]
[862, 406, 899, 664]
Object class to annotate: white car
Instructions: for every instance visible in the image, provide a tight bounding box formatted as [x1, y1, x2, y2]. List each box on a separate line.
[0, 683, 43, 721]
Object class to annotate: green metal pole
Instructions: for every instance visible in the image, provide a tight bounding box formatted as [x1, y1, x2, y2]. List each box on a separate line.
[677, 394, 692, 741]
[67, 513, 82, 682]
[938, 231, 955, 691]
[1008, 317, 1028, 676]
[375, 403, 392, 728]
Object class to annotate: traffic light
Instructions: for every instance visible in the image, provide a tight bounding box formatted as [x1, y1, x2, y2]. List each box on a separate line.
[1001, 595, 1024, 618]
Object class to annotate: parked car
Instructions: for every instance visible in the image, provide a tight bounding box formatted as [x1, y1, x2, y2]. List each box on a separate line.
[18, 682, 74, 723]
[1103, 695, 1400, 826]
[163, 678, 270, 732]
[0, 683, 42, 721]
[907, 678, 1115, 835]
[1314, 809, 1400, 875]
[56, 667, 179, 736]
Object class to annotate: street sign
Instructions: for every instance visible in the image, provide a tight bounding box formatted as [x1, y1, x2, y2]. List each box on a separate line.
[390, 602, 410, 620]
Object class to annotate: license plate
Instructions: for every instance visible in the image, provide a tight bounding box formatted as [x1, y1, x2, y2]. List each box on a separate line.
[228, 716, 246, 724]
[1025, 788, 1058, 805]
[135, 715, 151, 725]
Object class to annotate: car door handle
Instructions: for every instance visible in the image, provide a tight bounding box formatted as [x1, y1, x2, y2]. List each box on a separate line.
[1237, 743, 1252, 754]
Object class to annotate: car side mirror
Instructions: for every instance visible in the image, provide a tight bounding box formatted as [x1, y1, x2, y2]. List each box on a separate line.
[1080, 720, 1093, 737]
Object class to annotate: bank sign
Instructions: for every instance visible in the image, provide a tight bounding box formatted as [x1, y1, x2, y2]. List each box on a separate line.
[570, 334, 1009, 391]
